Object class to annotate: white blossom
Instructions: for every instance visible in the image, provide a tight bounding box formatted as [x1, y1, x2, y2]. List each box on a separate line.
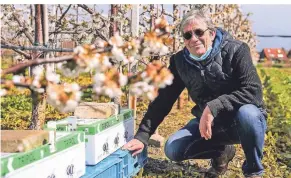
[129, 81, 156, 100]
[46, 83, 82, 113]
[119, 73, 128, 86]
[111, 46, 127, 62]
[93, 73, 106, 87]
[12, 75, 22, 83]
[109, 33, 123, 46]
[46, 68, 60, 84]
[62, 100, 79, 113]
[102, 56, 112, 68]
[0, 89, 7, 96]
[160, 45, 169, 55]
[32, 66, 43, 77]
[158, 74, 174, 88]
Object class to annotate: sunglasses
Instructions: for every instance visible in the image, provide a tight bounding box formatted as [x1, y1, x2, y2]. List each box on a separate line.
[183, 28, 209, 40]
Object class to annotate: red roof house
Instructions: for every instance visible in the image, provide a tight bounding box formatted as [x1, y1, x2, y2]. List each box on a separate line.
[259, 48, 288, 62]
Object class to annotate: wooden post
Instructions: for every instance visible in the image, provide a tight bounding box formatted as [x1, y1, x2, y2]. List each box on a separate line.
[109, 5, 121, 114]
[173, 5, 183, 110]
[42, 4, 51, 71]
[28, 4, 34, 76]
[42, 5, 48, 48]
[128, 5, 139, 129]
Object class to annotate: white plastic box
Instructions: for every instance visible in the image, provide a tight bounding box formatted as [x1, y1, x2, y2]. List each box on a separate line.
[1, 132, 86, 178]
[49, 109, 134, 165]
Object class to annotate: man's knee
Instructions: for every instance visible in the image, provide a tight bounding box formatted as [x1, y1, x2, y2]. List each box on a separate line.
[164, 138, 184, 162]
[236, 104, 265, 129]
[164, 118, 200, 162]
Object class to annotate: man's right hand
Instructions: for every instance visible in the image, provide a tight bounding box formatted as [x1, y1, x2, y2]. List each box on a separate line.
[122, 139, 144, 156]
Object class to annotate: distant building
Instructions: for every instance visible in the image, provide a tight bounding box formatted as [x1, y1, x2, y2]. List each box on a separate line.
[56, 41, 76, 56]
[259, 48, 288, 63]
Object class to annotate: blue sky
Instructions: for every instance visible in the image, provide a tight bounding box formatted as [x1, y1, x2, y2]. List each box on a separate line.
[240, 5, 291, 51]
[12, 4, 291, 52]
[95, 4, 291, 52]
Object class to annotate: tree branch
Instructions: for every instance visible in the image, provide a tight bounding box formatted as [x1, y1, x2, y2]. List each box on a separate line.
[95, 29, 108, 42]
[139, 10, 150, 16]
[78, 4, 109, 22]
[2, 55, 73, 75]
[55, 4, 72, 31]
[1, 39, 31, 59]
[1, 44, 74, 52]
[161, 9, 174, 18]
[12, 13, 34, 45]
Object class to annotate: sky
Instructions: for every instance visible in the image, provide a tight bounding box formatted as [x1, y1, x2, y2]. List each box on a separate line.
[240, 5, 291, 52]
[8, 4, 291, 52]
[95, 4, 291, 52]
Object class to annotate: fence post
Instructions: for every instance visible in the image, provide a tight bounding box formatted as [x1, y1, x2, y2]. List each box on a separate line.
[129, 4, 139, 132]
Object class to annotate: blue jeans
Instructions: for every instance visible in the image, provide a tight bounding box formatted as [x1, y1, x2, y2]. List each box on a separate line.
[164, 104, 267, 176]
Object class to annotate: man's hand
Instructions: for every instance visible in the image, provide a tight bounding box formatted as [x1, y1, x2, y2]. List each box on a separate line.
[199, 105, 214, 140]
[122, 139, 144, 156]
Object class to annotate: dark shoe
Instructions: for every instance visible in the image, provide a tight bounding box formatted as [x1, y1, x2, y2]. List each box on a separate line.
[204, 145, 236, 178]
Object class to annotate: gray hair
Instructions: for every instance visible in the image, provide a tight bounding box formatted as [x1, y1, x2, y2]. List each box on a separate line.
[179, 8, 215, 34]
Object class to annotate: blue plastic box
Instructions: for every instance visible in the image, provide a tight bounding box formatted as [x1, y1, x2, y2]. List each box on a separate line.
[82, 148, 147, 178]
[111, 148, 148, 177]
[111, 150, 130, 177]
[81, 156, 122, 178]
[129, 148, 148, 176]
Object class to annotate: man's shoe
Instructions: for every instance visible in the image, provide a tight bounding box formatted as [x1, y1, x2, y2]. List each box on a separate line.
[204, 145, 236, 178]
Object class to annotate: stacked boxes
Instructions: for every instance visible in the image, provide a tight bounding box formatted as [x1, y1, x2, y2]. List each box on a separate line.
[1, 131, 86, 178]
[1, 108, 148, 178]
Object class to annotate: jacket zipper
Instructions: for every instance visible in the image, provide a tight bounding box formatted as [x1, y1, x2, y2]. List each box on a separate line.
[198, 63, 206, 82]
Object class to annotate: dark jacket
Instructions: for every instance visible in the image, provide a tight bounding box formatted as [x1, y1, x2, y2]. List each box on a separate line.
[135, 28, 267, 145]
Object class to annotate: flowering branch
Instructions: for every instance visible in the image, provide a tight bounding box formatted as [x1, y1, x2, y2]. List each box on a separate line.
[1, 79, 32, 89]
[2, 17, 175, 113]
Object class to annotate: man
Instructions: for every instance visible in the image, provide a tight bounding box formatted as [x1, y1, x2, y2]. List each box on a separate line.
[123, 9, 267, 178]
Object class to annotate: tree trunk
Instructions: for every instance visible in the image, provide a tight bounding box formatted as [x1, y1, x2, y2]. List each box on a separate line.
[109, 5, 118, 36]
[30, 93, 47, 130]
[29, 4, 46, 130]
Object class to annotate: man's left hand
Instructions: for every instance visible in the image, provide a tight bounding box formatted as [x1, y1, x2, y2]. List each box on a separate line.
[199, 105, 214, 140]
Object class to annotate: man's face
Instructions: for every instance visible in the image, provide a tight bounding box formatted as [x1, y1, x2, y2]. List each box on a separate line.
[183, 18, 216, 57]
